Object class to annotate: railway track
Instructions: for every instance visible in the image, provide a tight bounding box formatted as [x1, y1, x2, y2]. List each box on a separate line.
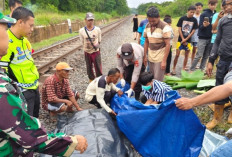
[33, 16, 131, 79]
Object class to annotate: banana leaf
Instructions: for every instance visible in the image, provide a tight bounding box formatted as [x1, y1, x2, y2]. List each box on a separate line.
[197, 79, 216, 88]
[164, 70, 204, 90]
[164, 75, 182, 85]
[172, 82, 198, 90]
[181, 70, 204, 81]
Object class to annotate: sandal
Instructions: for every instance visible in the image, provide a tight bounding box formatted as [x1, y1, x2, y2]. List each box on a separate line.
[171, 71, 176, 75]
[73, 90, 80, 100]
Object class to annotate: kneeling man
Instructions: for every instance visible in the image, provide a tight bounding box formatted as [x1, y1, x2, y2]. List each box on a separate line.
[85, 68, 123, 116]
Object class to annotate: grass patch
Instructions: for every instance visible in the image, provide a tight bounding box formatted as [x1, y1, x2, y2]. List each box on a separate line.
[4, 8, 116, 26]
[34, 12, 114, 26]
[32, 32, 78, 51]
[171, 17, 179, 28]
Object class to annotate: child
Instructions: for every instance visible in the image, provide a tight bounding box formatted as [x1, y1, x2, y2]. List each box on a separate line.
[140, 72, 172, 105]
[172, 5, 198, 75]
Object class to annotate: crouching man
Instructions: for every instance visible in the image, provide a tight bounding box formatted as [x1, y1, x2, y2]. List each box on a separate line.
[85, 68, 123, 116]
[42, 62, 82, 117]
[117, 43, 145, 100]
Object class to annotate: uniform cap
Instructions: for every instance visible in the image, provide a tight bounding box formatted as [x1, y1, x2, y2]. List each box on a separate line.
[120, 43, 133, 60]
[0, 12, 16, 24]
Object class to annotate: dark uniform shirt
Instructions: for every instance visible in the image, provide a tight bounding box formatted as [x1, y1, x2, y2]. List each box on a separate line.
[209, 15, 232, 64]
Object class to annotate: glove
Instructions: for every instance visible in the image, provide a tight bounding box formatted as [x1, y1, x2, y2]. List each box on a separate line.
[120, 79, 126, 87]
[125, 88, 134, 98]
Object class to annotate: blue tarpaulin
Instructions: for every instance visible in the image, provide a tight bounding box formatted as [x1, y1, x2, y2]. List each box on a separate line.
[111, 84, 206, 157]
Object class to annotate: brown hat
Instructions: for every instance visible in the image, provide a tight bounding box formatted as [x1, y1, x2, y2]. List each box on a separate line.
[120, 43, 133, 60]
[86, 12, 94, 20]
[56, 62, 73, 71]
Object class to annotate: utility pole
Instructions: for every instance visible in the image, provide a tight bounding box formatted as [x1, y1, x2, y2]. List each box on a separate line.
[0, 0, 5, 12]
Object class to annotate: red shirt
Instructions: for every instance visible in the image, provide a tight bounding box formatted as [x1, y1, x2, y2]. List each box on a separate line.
[42, 74, 74, 110]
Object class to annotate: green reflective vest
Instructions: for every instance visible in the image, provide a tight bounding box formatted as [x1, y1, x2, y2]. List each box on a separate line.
[1, 29, 39, 90]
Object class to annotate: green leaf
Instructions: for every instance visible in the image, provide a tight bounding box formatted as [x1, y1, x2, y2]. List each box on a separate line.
[181, 70, 204, 81]
[164, 70, 204, 90]
[193, 90, 207, 94]
[197, 79, 216, 88]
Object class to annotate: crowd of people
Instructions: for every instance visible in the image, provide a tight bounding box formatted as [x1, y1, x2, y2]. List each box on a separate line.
[0, 0, 232, 156]
[136, 0, 232, 130]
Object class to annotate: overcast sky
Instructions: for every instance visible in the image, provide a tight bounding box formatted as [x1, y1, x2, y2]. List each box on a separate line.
[127, 0, 174, 8]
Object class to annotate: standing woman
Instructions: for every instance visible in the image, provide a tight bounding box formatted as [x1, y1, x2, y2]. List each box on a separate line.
[133, 14, 138, 40]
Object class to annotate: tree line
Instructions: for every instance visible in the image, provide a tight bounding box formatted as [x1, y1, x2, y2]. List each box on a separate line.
[137, 0, 222, 17]
[5, 0, 130, 15]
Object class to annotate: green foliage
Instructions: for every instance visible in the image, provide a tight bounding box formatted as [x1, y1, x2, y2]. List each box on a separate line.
[137, 0, 222, 18]
[33, 11, 113, 26]
[105, 0, 116, 13]
[5, 0, 129, 16]
[115, 0, 130, 15]
[4, 0, 125, 26]
[137, 2, 160, 15]
[111, 10, 120, 17]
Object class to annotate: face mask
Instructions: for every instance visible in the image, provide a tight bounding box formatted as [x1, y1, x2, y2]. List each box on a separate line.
[142, 85, 152, 91]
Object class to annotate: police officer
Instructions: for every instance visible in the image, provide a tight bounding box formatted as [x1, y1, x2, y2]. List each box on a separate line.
[1, 7, 40, 118]
[117, 43, 145, 100]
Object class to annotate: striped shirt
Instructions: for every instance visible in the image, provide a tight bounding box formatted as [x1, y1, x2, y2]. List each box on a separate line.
[42, 74, 74, 110]
[144, 20, 172, 63]
[143, 80, 172, 103]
